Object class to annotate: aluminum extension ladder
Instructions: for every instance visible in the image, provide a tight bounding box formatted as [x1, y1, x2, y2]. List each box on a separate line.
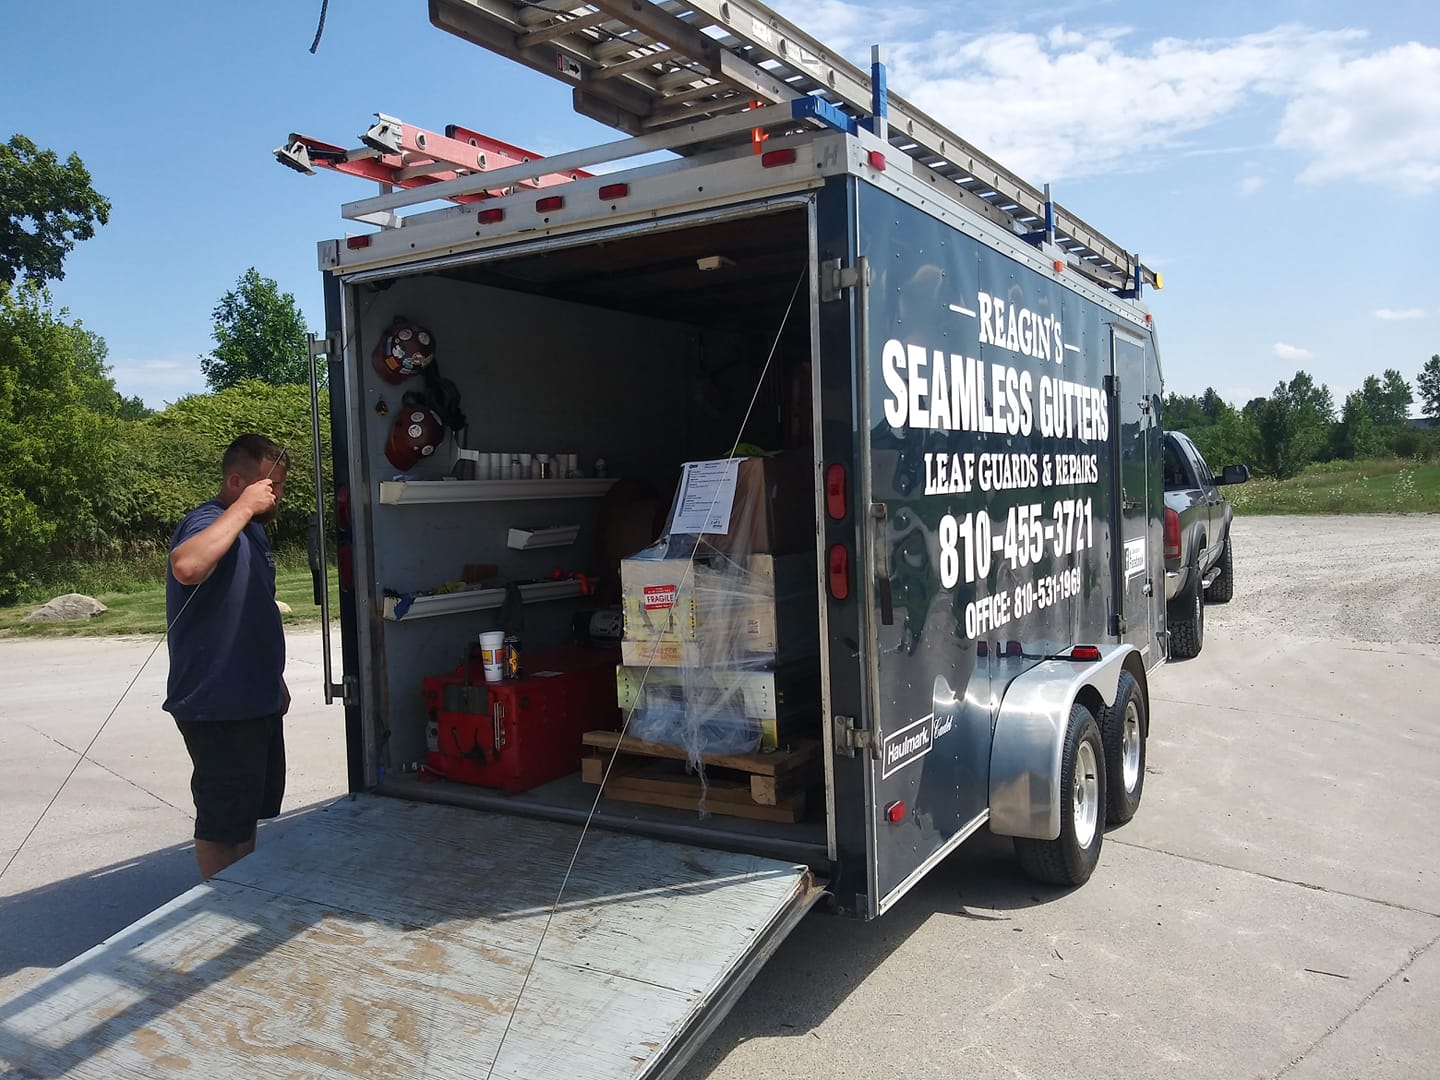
[428, 0, 1160, 295]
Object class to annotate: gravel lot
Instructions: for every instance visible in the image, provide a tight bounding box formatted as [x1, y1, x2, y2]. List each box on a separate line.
[1213, 514, 1440, 645]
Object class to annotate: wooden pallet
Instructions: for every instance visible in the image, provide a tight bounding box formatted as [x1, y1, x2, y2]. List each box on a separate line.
[580, 731, 821, 823]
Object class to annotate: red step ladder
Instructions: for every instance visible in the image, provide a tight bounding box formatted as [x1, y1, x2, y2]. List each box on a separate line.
[276, 113, 590, 203]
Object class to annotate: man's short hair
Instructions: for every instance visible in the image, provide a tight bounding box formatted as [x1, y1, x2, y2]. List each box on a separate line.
[221, 434, 287, 479]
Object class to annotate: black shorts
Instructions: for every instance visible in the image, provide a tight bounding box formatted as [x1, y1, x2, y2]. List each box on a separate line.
[176, 713, 286, 844]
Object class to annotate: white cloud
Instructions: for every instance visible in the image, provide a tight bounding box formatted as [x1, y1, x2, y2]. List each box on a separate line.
[1276, 43, 1440, 194]
[1272, 342, 1313, 361]
[1238, 175, 1265, 197]
[766, 4, 1440, 194]
[109, 356, 207, 409]
[1372, 307, 1426, 321]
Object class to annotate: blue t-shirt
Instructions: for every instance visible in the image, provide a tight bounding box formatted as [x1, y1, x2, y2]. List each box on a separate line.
[163, 499, 286, 723]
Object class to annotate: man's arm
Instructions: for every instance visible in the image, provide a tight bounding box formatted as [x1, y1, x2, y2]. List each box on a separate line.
[170, 480, 277, 586]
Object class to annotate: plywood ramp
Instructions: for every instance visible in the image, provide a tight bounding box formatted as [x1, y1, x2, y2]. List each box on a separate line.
[0, 795, 820, 1079]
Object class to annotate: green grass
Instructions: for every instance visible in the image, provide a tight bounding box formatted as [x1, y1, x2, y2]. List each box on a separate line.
[1230, 458, 1440, 515]
[0, 563, 341, 639]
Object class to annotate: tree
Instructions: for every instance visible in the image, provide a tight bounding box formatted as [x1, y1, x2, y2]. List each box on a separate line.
[0, 135, 111, 286]
[1254, 371, 1334, 478]
[1419, 355, 1440, 420]
[200, 268, 309, 390]
[1358, 369, 1412, 428]
[0, 283, 119, 600]
[1335, 390, 1386, 460]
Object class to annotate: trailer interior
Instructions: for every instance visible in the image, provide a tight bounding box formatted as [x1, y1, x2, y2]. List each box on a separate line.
[353, 200, 832, 865]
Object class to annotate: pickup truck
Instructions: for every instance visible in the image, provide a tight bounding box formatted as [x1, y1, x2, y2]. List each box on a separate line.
[1162, 430, 1251, 658]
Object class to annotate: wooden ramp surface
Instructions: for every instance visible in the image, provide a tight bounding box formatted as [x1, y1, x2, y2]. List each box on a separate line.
[0, 795, 817, 1079]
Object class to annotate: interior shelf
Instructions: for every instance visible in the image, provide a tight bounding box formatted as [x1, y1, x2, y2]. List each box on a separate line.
[379, 478, 616, 505]
[383, 579, 585, 621]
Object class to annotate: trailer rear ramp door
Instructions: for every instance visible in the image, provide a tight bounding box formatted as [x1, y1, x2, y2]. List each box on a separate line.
[0, 795, 822, 1079]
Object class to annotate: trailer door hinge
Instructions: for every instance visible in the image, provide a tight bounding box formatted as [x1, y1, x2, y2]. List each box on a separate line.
[833, 715, 877, 758]
[821, 258, 868, 302]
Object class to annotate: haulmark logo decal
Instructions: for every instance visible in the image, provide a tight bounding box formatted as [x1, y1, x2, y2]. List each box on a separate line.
[882, 716, 933, 779]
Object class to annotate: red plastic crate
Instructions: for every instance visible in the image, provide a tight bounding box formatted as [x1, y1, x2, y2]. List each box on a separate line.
[423, 646, 619, 794]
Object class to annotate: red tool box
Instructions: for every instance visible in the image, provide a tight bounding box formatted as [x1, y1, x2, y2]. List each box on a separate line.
[422, 645, 619, 794]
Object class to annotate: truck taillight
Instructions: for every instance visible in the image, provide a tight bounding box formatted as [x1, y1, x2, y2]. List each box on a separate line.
[825, 463, 847, 520]
[1163, 508, 1180, 559]
[828, 545, 850, 600]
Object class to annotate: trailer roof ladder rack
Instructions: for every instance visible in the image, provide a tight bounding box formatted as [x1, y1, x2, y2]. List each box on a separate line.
[427, 0, 1160, 295]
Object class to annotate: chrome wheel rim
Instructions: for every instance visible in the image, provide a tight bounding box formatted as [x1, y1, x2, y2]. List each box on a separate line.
[1074, 740, 1100, 848]
[1121, 701, 1142, 793]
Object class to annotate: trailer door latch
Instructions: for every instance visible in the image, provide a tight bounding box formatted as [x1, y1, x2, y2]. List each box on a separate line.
[821, 258, 868, 302]
[833, 715, 877, 758]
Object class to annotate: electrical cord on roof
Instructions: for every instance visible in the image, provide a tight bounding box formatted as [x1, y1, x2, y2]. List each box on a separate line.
[308, 0, 329, 54]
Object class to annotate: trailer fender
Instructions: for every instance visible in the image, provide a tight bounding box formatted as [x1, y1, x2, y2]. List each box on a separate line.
[988, 644, 1138, 840]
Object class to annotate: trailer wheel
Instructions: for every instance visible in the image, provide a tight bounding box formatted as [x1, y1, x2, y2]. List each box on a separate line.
[1014, 705, 1105, 887]
[1204, 536, 1234, 604]
[1099, 671, 1146, 826]
[1168, 576, 1204, 659]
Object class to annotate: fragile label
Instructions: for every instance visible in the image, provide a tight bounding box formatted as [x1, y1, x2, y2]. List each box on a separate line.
[643, 585, 678, 610]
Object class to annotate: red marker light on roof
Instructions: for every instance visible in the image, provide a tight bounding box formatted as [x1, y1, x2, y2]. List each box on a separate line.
[761, 148, 798, 168]
[867, 150, 886, 171]
[477, 208, 505, 224]
[535, 195, 564, 212]
[346, 235, 372, 250]
[598, 182, 629, 201]
[1053, 259, 1065, 273]
[1072, 645, 1102, 662]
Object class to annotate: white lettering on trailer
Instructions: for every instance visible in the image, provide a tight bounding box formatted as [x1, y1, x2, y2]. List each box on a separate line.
[975, 290, 1063, 362]
[881, 339, 1107, 443]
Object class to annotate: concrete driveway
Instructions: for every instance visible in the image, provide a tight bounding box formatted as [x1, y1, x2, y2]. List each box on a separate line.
[1, 515, 1436, 1078]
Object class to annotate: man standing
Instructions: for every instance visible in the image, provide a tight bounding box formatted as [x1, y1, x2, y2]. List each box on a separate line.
[165, 434, 290, 879]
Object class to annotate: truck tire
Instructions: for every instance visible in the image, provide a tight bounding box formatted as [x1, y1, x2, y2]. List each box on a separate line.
[1204, 536, 1234, 604]
[1099, 671, 1146, 825]
[1168, 576, 1204, 659]
[1014, 705, 1105, 887]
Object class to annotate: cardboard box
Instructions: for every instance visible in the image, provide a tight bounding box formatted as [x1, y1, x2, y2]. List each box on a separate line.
[619, 553, 818, 667]
[615, 662, 819, 752]
[665, 455, 814, 556]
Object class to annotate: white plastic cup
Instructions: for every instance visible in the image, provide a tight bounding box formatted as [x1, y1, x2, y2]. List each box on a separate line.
[479, 631, 506, 683]
[564, 453, 580, 478]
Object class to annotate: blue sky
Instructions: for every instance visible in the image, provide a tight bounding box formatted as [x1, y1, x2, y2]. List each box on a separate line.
[3, 1, 1437, 412]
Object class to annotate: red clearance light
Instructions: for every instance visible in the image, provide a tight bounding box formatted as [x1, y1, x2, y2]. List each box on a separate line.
[828, 544, 850, 600]
[761, 148, 798, 168]
[885, 800, 906, 824]
[535, 195, 564, 212]
[825, 463, 847, 520]
[1053, 259, 1065, 273]
[1163, 507, 1181, 559]
[1072, 645, 1102, 662]
[867, 150, 886, 171]
[477, 208, 505, 224]
[345, 235, 372, 250]
[598, 182, 630, 200]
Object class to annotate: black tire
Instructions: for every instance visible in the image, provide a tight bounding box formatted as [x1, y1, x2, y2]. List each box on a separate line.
[1204, 536, 1234, 604]
[1168, 574, 1204, 659]
[1099, 671, 1146, 826]
[1014, 705, 1105, 887]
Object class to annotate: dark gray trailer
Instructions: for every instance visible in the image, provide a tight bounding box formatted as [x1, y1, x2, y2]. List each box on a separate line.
[0, 3, 1168, 1076]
